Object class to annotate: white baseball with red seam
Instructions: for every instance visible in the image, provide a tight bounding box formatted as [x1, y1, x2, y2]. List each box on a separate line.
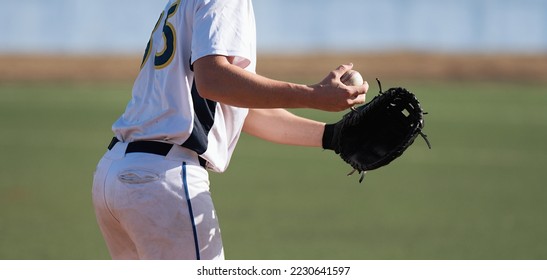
[340, 70, 364, 86]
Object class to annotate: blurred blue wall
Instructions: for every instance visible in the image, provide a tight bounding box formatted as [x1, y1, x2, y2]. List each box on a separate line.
[0, 0, 545, 54]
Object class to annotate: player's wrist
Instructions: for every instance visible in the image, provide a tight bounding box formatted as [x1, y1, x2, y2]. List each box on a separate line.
[289, 83, 317, 109]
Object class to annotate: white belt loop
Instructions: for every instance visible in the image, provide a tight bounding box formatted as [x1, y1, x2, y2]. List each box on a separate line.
[166, 145, 201, 166]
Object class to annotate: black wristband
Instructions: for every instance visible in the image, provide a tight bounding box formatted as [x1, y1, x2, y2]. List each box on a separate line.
[322, 123, 336, 150]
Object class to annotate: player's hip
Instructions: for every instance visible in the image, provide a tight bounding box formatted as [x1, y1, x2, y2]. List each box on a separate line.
[92, 139, 211, 216]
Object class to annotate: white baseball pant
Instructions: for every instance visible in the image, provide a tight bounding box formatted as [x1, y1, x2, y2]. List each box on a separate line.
[92, 140, 224, 260]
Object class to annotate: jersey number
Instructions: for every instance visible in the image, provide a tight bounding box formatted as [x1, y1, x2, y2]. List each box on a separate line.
[141, 1, 180, 69]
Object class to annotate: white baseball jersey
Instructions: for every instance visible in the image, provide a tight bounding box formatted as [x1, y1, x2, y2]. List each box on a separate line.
[112, 0, 256, 173]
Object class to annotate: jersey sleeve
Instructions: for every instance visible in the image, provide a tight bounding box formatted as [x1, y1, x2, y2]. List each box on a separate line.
[190, 0, 255, 69]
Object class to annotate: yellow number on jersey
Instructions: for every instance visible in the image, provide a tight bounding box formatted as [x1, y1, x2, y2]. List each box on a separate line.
[140, 0, 180, 69]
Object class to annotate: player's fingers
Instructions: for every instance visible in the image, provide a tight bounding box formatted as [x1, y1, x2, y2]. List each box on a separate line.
[333, 63, 354, 78]
[315, 63, 355, 88]
[352, 93, 366, 104]
[349, 81, 369, 104]
[362, 80, 369, 93]
[351, 80, 369, 95]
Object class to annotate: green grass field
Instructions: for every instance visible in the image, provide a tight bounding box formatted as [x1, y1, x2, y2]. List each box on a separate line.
[1, 80, 546, 259]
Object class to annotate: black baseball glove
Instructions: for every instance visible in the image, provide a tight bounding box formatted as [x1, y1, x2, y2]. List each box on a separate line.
[322, 79, 431, 183]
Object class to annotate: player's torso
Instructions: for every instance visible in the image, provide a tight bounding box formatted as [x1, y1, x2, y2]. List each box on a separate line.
[112, 0, 256, 172]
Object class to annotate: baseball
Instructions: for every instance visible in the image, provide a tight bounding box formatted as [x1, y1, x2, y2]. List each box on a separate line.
[340, 70, 364, 86]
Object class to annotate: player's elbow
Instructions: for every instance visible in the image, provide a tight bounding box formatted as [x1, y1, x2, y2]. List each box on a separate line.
[194, 77, 222, 101]
[193, 55, 232, 102]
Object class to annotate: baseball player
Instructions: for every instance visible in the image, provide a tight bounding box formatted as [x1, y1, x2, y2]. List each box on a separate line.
[92, 0, 368, 260]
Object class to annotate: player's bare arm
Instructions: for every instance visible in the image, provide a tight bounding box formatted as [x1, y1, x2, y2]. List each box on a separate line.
[193, 55, 369, 112]
[242, 108, 325, 147]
